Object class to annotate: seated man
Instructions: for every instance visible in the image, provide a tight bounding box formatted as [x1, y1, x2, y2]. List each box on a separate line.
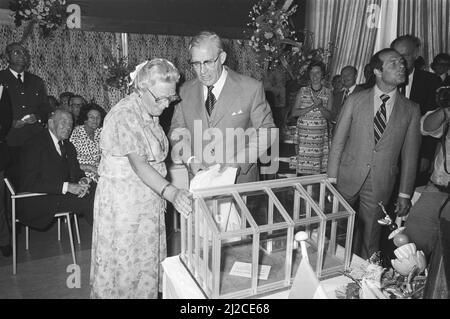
[17, 109, 95, 230]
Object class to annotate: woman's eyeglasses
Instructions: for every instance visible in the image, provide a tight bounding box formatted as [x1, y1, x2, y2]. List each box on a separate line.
[147, 88, 180, 104]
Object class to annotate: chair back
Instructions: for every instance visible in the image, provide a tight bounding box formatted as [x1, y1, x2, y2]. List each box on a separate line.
[3, 178, 16, 196]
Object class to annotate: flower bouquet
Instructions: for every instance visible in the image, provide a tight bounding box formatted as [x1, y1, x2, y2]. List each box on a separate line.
[336, 229, 428, 299]
[10, 0, 68, 38]
[244, 0, 333, 81]
[102, 47, 135, 93]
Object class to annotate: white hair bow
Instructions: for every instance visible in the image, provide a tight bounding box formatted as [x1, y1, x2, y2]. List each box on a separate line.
[128, 60, 148, 86]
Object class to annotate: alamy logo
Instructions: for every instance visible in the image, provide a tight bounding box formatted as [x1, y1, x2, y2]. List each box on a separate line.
[66, 264, 81, 289]
[170, 120, 280, 174]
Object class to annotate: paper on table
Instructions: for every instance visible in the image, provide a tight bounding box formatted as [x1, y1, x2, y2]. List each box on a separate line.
[229, 261, 271, 280]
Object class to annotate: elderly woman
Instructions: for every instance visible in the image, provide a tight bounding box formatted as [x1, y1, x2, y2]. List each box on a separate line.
[69, 103, 106, 181]
[291, 61, 333, 175]
[90, 59, 192, 299]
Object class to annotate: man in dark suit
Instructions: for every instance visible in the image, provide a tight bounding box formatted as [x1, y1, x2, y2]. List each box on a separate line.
[431, 53, 450, 87]
[0, 86, 12, 257]
[169, 31, 275, 183]
[331, 65, 365, 121]
[17, 110, 95, 230]
[327, 48, 421, 259]
[391, 35, 442, 186]
[0, 42, 52, 187]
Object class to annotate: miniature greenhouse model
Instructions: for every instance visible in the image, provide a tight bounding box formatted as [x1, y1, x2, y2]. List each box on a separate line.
[179, 174, 356, 299]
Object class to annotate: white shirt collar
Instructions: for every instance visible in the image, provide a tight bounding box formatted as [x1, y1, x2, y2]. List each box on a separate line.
[202, 67, 228, 102]
[405, 68, 415, 98]
[9, 68, 24, 81]
[48, 129, 62, 155]
[347, 84, 357, 94]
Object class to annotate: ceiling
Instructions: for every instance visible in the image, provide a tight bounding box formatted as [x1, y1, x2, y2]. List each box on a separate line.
[0, 0, 306, 38]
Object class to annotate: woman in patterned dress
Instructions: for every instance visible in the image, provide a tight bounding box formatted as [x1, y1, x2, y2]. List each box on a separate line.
[90, 59, 192, 299]
[69, 103, 106, 181]
[292, 61, 334, 175]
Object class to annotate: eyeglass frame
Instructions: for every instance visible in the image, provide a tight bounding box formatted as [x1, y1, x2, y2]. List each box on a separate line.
[146, 88, 180, 104]
[189, 53, 222, 70]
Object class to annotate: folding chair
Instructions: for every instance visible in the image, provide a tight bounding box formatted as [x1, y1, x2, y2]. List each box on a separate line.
[3, 178, 81, 275]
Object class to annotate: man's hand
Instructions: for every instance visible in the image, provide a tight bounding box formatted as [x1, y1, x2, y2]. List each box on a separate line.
[23, 114, 38, 124]
[12, 119, 25, 128]
[395, 197, 412, 217]
[67, 183, 90, 198]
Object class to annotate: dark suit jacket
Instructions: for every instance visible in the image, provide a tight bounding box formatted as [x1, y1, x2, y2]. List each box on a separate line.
[331, 84, 365, 121]
[17, 130, 86, 229]
[328, 88, 421, 202]
[0, 69, 51, 146]
[0, 87, 12, 170]
[170, 67, 275, 183]
[438, 74, 450, 87]
[409, 69, 442, 162]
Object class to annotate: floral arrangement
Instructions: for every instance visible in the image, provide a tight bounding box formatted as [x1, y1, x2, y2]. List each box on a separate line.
[244, 0, 333, 81]
[102, 47, 135, 93]
[10, 0, 68, 37]
[336, 228, 428, 299]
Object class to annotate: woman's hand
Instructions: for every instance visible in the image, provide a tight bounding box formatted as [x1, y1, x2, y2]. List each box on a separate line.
[164, 185, 192, 218]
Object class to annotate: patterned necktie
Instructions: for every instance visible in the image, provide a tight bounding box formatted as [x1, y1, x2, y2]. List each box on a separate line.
[205, 85, 216, 116]
[58, 140, 67, 160]
[17, 73, 23, 83]
[374, 94, 390, 144]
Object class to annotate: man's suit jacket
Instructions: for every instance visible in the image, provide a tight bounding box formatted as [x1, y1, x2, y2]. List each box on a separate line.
[409, 69, 442, 162]
[17, 130, 86, 229]
[438, 74, 450, 87]
[331, 84, 365, 120]
[170, 67, 275, 183]
[0, 69, 51, 146]
[327, 88, 421, 203]
[0, 87, 12, 170]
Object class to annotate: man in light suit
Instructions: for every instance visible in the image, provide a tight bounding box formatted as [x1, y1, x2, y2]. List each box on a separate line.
[170, 31, 275, 183]
[327, 48, 421, 259]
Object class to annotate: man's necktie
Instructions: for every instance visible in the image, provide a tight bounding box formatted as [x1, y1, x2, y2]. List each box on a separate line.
[17, 73, 22, 83]
[374, 94, 390, 144]
[342, 88, 349, 105]
[399, 84, 405, 96]
[205, 85, 216, 116]
[58, 140, 67, 160]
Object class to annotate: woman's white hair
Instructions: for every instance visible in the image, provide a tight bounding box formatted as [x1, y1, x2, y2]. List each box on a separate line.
[133, 58, 180, 91]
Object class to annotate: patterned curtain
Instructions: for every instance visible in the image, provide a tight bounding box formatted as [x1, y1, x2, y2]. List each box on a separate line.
[398, 0, 450, 67]
[0, 23, 285, 113]
[0, 23, 117, 110]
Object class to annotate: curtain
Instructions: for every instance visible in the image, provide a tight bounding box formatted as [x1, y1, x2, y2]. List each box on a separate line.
[398, 0, 450, 68]
[306, 0, 381, 84]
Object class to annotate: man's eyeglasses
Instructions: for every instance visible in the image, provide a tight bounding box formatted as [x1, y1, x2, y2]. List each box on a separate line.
[189, 54, 220, 70]
[147, 88, 180, 104]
